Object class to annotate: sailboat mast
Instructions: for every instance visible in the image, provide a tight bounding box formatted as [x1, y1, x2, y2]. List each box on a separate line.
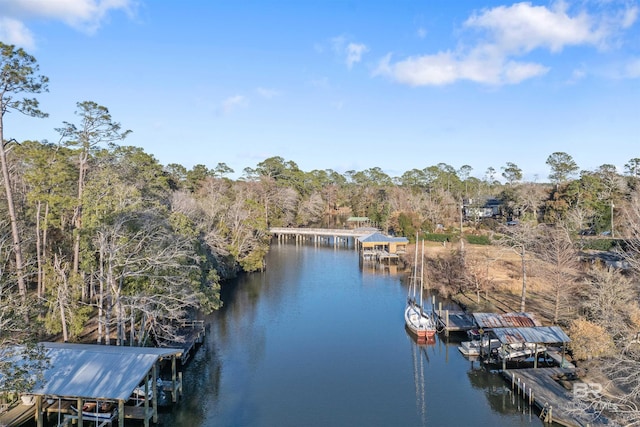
[419, 240, 424, 312]
[409, 233, 419, 302]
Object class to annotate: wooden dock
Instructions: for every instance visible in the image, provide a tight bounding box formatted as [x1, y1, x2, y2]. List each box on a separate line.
[163, 320, 205, 364]
[503, 367, 610, 426]
[0, 403, 35, 427]
[361, 249, 399, 263]
[434, 309, 476, 333]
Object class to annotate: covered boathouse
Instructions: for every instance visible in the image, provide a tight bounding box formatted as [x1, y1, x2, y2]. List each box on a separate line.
[2, 342, 184, 427]
[357, 232, 408, 263]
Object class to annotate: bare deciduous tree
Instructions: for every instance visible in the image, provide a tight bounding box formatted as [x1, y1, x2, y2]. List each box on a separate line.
[93, 209, 204, 345]
[580, 267, 637, 341]
[497, 221, 539, 312]
[532, 224, 578, 324]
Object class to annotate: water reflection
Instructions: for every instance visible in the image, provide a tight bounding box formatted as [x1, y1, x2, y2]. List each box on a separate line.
[158, 244, 542, 427]
[407, 331, 435, 426]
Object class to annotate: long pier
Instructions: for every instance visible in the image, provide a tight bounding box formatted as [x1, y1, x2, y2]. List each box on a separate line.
[503, 367, 609, 426]
[269, 227, 375, 248]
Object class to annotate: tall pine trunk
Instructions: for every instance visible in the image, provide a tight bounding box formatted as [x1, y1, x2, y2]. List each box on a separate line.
[0, 130, 27, 303]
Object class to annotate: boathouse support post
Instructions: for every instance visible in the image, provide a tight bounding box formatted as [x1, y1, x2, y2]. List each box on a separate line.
[144, 372, 150, 426]
[534, 343, 538, 368]
[152, 363, 158, 423]
[76, 397, 83, 425]
[119, 400, 125, 426]
[502, 346, 507, 371]
[35, 395, 43, 427]
[172, 356, 178, 402]
[445, 310, 450, 336]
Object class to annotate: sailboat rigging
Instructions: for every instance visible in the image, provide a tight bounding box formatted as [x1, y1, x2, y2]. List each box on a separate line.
[404, 239, 436, 342]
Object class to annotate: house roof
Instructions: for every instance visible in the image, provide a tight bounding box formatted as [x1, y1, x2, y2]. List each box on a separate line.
[29, 343, 182, 401]
[492, 326, 571, 344]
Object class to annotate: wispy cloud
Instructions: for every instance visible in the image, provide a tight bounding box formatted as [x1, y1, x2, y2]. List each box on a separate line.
[567, 67, 587, 84]
[0, 0, 136, 48]
[331, 35, 369, 69]
[256, 87, 280, 99]
[345, 42, 368, 69]
[375, 2, 638, 86]
[221, 95, 248, 114]
[623, 57, 640, 78]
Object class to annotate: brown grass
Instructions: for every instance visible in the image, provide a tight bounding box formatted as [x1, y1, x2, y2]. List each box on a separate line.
[419, 241, 559, 325]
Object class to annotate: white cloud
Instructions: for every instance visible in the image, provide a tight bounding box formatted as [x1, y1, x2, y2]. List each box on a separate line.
[416, 27, 427, 39]
[0, 0, 135, 47]
[375, 51, 548, 86]
[375, 1, 635, 86]
[621, 5, 639, 29]
[380, 52, 459, 86]
[221, 95, 248, 114]
[464, 2, 601, 54]
[502, 60, 550, 84]
[0, 17, 35, 49]
[345, 42, 368, 69]
[331, 35, 368, 68]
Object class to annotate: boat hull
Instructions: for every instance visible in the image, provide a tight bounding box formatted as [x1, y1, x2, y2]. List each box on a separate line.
[458, 338, 500, 357]
[404, 303, 436, 339]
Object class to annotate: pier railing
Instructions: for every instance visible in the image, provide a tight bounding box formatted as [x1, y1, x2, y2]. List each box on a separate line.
[269, 227, 375, 238]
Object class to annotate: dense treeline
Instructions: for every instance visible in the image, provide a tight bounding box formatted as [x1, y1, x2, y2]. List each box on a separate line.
[4, 129, 640, 340]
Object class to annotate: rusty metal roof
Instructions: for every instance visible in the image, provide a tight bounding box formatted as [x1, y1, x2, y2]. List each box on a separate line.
[492, 326, 571, 344]
[472, 312, 541, 329]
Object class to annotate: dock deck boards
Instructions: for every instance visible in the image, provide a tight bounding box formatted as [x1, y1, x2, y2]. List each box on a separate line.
[0, 403, 35, 427]
[434, 310, 476, 331]
[503, 368, 609, 426]
[160, 321, 205, 364]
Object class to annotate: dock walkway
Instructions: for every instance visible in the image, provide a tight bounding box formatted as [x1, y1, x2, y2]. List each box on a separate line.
[434, 309, 476, 333]
[503, 367, 609, 426]
[160, 320, 205, 364]
[0, 403, 35, 427]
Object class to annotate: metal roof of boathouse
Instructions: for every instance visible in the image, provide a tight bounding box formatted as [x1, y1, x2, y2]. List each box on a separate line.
[472, 312, 541, 329]
[492, 326, 571, 344]
[30, 342, 182, 401]
[357, 232, 409, 244]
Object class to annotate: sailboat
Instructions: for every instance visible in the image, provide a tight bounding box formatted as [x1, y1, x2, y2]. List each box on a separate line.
[404, 239, 437, 341]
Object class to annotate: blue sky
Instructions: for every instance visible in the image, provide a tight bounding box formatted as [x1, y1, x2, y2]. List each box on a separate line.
[1, 0, 639, 181]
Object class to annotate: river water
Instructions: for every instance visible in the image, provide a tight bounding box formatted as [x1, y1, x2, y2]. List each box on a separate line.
[159, 243, 543, 427]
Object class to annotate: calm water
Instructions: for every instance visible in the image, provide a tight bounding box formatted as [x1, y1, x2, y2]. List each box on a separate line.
[160, 243, 543, 427]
